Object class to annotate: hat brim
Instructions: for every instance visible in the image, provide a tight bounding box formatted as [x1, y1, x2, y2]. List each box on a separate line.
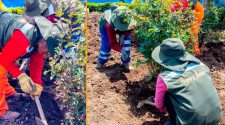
[24, 7, 42, 17]
[24, 0, 51, 17]
[112, 15, 137, 31]
[152, 45, 201, 71]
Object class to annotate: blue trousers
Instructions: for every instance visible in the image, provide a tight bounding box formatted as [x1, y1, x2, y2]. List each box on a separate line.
[98, 28, 131, 65]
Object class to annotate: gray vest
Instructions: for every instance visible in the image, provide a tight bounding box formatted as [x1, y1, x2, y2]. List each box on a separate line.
[160, 63, 222, 125]
[99, 9, 113, 29]
[0, 11, 40, 54]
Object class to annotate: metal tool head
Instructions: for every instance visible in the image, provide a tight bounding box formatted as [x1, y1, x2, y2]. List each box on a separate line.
[35, 117, 47, 125]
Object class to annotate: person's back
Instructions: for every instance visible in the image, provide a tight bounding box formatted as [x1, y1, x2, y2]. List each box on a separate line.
[160, 62, 222, 125]
[148, 38, 222, 125]
[0, 11, 39, 50]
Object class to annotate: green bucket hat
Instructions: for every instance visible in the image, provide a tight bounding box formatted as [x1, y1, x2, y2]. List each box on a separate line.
[34, 16, 68, 56]
[151, 38, 201, 71]
[111, 4, 118, 12]
[110, 6, 137, 31]
[24, 0, 57, 17]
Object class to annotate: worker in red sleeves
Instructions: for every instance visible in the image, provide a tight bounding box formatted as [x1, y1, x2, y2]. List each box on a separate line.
[96, 6, 136, 70]
[0, 11, 66, 120]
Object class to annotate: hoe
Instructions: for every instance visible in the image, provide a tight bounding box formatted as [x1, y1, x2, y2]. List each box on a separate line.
[19, 60, 48, 125]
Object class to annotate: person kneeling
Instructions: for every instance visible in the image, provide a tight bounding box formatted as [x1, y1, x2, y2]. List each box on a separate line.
[138, 38, 222, 125]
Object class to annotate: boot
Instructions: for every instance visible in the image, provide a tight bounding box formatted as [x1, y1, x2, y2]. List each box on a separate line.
[0, 111, 20, 121]
[96, 62, 105, 69]
[122, 63, 130, 71]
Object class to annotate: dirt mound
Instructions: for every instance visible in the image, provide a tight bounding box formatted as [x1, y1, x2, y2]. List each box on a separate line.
[88, 12, 225, 125]
[0, 62, 63, 125]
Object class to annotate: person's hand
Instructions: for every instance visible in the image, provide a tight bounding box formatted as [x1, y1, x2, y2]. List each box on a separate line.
[137, 96, 155, 108]
[30, 84, 43, 96]
[119, 34, 125, 46]
[17, 73, 35, 93]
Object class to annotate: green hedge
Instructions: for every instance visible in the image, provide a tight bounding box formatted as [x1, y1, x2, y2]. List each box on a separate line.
[87, 2, 133, 12]
[6, 7, 24, 15]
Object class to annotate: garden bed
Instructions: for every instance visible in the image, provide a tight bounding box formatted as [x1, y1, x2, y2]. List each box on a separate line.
[0, 61, 63, 125]
[87, 12, 225, 125]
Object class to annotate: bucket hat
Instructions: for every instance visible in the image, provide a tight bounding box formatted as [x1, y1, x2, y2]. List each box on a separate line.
[110, 6, 136, 31]
[24, 0, 57, 17]
[151, 38, 201, 71]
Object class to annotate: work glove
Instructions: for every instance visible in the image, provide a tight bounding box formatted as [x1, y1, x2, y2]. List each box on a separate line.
[121, 49, 129, 61]
[30, 84, 43, 96]
[119, 34, 125, 46]
[17, 73, 35, 94]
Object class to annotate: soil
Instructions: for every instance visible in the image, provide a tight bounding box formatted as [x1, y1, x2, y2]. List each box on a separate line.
[0, 61, 63, 125]
[87, 12, 225, 125]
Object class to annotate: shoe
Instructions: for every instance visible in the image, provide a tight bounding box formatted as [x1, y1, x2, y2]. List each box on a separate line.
[122, 63, 130, 71]
[0, 111, 20, 121]
[164, 120, 175, 125]
[96, 63, 105, 69]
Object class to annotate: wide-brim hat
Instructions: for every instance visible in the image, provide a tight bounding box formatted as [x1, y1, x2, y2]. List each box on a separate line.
[151, 38, 201, 71]
[110, 6, 137, 31]
[34, 16, 68, 56]
[24, 0, 57, 17]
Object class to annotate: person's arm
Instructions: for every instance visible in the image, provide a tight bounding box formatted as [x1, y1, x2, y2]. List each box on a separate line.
[0, 30, 30, 77]
[29, 52, 44, 86]
[106, 22, 122, 52]
[155, 75, 168, 112]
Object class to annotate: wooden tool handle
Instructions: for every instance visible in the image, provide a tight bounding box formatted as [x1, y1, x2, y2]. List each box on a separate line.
[19, 60, 48, 125]
[34, 96, 48, 125]
[19, 60, 27, 70]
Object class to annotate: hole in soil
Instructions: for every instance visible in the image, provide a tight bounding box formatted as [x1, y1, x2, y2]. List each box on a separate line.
[1, 62, 64, 125]
[1, 90, 63, 125]
[124, 80, 168, 124]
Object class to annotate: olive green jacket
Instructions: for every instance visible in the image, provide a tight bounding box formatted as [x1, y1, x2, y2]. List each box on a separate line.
[160, 63, 222, 125]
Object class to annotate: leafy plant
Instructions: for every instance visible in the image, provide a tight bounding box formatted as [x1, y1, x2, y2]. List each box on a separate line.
[47, 0, 86, 124]
[199, 0, 225, 42]
[132, 0, 196, 78]
[87, 2, 132, 12]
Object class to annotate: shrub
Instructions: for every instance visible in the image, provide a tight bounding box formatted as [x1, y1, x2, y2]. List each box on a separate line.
[47, 0, 86, 124]
[132, 0, 196, 78]
[6, 7, 24, 15]
[199, 0, 225, 42]
[1, 1, 86, 124]
[87, 2, 132, 12]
